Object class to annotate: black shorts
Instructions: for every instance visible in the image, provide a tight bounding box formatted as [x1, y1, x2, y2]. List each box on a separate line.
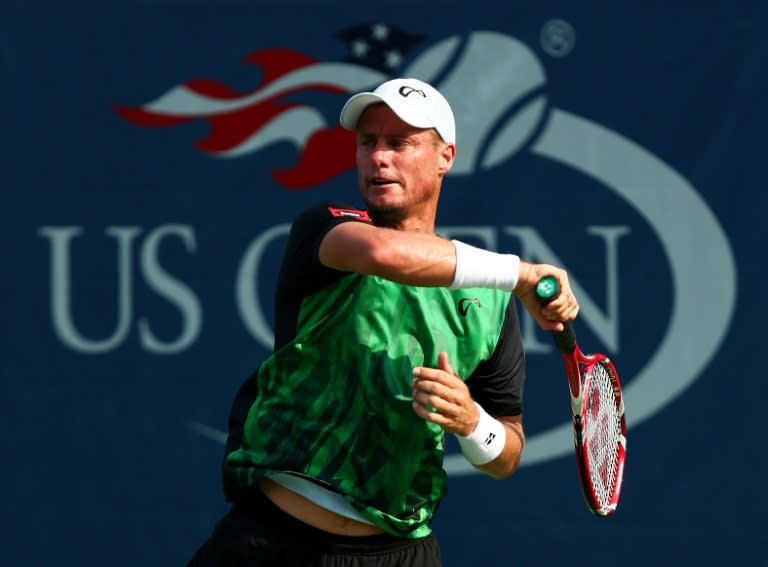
[186, 485, 442, 566]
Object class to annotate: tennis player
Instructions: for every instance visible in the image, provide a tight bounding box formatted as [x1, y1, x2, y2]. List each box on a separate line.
[187, 77, 579, 566]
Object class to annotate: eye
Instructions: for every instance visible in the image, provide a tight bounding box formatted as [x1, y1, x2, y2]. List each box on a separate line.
[357, 136, 375, 148]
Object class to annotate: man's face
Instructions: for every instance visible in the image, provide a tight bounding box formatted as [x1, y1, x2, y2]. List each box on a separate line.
[355, 103, 454, 225]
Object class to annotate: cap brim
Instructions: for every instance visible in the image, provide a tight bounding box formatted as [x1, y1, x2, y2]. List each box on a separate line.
[339, 92, 436, 132]
[339, 93, 384, 131]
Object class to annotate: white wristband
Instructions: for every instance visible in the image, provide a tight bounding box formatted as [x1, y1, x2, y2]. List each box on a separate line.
[449, 240, 520, 291]
[455, 402, 506, 465]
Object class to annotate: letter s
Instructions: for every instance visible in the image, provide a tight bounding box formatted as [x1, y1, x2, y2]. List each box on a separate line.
[138, 224, 202, 354]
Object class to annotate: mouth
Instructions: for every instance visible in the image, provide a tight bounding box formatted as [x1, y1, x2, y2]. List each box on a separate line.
[369, 177, 397, 188]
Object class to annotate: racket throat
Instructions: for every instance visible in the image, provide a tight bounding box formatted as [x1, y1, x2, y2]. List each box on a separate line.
[561, 354, 582, 399]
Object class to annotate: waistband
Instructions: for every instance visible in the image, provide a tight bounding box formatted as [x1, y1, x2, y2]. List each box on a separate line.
[234, 482, 433, 553]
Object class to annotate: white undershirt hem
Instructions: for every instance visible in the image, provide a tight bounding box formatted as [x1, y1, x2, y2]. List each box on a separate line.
[268, 472, 374, 525]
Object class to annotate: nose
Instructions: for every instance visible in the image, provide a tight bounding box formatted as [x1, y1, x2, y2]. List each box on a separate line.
[370, 142, 391, 167]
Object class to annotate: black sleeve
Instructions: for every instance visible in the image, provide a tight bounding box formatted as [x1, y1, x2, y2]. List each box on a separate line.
[273, 201, 372, 351]
[465, 296, 525, 417]
[281, 201, 371, 284]
[222, 364, 260, 501]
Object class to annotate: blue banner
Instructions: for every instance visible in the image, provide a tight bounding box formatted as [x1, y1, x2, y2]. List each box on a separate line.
[2, 1, 765, 565]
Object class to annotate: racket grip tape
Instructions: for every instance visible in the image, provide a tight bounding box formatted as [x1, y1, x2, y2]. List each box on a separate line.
[535, 276, 577, 355]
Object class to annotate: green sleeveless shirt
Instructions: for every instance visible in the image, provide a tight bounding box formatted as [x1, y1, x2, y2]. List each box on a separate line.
[224, 273, 511, 537]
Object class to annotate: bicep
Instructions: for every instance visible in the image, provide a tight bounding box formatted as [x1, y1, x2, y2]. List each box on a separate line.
[318, 220, 382, 273]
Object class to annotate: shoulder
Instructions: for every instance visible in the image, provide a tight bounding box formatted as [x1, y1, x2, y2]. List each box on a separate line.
[292, 201, 371, 230]
[281, 201, 370, 267]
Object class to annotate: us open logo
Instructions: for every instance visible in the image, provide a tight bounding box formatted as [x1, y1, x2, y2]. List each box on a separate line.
[116, 24, 736, 474]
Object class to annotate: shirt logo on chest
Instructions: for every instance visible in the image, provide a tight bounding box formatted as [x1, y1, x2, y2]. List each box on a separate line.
[457, 297, 481, 317]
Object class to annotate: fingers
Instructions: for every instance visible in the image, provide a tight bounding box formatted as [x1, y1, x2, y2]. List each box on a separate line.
[411, 366, 462, 412]
[411, 353, 478, 435]
[547, 273, 579, 321]
[411, 397, 451, 427]
[410, 394, 477, 436]
[534, 296, 579, 331]
[515, 261, 580, 330]
[541, 289, 579, 322]
[436, 351, 455, 375]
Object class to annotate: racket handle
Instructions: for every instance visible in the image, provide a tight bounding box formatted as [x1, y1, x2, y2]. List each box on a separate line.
[535, 276, 577, 355]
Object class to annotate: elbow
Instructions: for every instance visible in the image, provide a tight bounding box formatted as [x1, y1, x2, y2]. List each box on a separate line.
[489, 460, 520, 481]
[477, 451, 522, 481]
[485, 470, 509, 481]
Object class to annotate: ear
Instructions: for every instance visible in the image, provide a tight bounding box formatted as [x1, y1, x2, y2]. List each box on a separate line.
[438, 142, 456, 175]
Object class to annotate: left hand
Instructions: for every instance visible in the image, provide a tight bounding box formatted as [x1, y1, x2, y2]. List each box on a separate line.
[411, 352, 478, 436]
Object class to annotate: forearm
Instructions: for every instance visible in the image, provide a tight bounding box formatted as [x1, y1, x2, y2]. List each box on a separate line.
[455, 406, 525, 480]
[320, 222, 520, 289]
[474, 419, 525, 480]
[367, 230, 458, 286]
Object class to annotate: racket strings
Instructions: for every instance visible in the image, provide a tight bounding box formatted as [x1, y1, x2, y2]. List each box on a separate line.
[584, 362, 622, 507]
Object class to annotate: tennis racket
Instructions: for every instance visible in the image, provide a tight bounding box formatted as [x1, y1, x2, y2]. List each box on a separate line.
[536, 275, 627, 517]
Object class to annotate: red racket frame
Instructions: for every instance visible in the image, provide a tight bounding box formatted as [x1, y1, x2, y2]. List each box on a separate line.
[560, 342, 626, 517]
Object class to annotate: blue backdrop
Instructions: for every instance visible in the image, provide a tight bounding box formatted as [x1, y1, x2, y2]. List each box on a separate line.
[2, 1, 766, 565]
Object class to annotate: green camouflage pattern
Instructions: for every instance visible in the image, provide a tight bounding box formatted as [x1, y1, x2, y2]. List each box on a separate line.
[224, 274, 510, 537]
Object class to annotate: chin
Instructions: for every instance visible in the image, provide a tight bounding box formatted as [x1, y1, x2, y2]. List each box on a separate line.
[366, 203, 407, 226]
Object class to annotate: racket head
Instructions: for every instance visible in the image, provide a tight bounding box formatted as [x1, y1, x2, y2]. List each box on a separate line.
[571, 351, 627, 517]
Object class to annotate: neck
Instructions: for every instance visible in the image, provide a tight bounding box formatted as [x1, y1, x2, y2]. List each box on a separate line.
[369, 193, 440, 233]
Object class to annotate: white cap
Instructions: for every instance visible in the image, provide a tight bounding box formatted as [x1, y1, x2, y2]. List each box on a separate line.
[339, 77, 456, 144]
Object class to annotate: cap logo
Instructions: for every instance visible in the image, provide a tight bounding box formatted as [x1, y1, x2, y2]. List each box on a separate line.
[398, 85, 426, 98]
